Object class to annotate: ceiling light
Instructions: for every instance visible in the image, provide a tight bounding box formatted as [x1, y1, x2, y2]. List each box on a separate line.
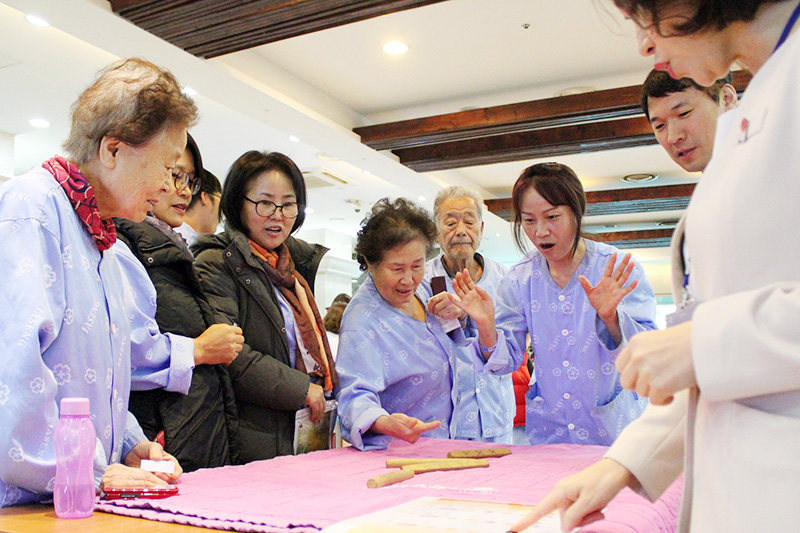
[383, 41, 408, 55]
[418, 196, 426, 202]
[29, 118, 50, 128]
[288, 135, 300, 143]
[182, 86, 198, 97]
[621, 173, 659, 183]
[555, 86, 596, 97]
[25, 14, 49, 27]
[495, 233, 501, 237]
[304, 207, 314, 214]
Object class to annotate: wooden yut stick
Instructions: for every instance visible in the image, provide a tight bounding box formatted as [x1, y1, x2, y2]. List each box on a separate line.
[367, 468, 415, 488]
[447, 447, 512, 459]
[400, 458, 489, 474]
[385, 457, 477, 468]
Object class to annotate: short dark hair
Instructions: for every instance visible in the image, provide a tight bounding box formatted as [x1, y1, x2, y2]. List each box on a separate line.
[323, 302, 347, 334]
[641, 69, 733, 119]
[331, 293, 351, 305]
[511, 162, 586, 256]
[220, 151, 307, 237]
[355, 198, 437, 271]
[187, 169, 221, 211]
[613, 0, 784, 35]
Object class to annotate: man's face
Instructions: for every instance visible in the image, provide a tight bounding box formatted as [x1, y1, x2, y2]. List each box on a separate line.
[647, 87, 729, 173]
[436, 196, 483, 265]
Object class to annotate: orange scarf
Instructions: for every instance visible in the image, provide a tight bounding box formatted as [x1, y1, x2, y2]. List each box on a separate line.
[249, 240, 337, 391]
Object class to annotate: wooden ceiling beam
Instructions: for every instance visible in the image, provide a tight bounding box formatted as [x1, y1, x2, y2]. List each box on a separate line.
[355, 71, 752, 163]
[393, 116, 658, 172]
[108, 0, 448, 58]
[484, 183, 696, 221]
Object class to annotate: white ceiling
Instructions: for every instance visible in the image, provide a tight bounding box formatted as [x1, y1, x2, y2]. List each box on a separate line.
[0, 0, 696, 293]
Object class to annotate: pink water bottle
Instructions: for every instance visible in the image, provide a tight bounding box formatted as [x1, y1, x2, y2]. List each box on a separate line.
[53, 397, 96, 518]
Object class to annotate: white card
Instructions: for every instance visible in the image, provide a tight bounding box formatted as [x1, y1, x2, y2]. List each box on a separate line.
[140, 459, 176, 474]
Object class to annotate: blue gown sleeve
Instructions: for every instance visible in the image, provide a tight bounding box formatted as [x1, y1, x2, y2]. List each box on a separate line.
[335, 329, 392, 451]
[113, 242, 195, 394]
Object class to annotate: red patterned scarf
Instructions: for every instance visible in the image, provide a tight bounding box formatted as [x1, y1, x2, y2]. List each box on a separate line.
[43, 156, 116, 252]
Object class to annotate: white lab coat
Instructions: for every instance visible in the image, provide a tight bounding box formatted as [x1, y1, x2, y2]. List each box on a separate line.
[606, 29, 800, 532]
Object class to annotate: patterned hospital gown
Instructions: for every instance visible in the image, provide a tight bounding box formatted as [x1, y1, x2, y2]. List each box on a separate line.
[420, 254, 514, 443]
[496, 239, 657, 445]
[335, 277, 457, 450]
[0, 168, 168, 507]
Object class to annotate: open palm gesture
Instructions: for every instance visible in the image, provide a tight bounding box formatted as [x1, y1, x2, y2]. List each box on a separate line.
[579, 252, 638, 324]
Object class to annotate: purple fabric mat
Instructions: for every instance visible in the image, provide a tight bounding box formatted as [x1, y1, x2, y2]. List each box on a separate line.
[96, 438, 681, 532]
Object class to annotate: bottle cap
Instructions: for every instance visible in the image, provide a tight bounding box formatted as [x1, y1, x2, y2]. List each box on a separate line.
[60, 397, 90, 416]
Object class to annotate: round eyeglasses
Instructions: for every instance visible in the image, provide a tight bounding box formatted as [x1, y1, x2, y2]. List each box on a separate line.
[244, 197, 300, 219]
[171, 169, 201, 195]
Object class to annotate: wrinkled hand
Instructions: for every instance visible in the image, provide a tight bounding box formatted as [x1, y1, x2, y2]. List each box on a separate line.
[426, 292, 466, 322]
[194, 323, 244, 366]
[616, 321, 695, 405]
[371, 413, 441, 444]
[509, 458, 633, 533]
[102, 441, 182, 489]
[305, 382, 326, 424]
[451, 270, 495, 329]
[579, 252, 638, 319]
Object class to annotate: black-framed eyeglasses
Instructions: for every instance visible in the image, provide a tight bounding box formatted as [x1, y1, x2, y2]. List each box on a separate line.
[171, 169, 201, 195]
[244, 197, 300, 219]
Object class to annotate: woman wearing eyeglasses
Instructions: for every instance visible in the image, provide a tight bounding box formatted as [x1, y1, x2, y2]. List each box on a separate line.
[113, 133, 244, 471]
[193, 151, 338, 462]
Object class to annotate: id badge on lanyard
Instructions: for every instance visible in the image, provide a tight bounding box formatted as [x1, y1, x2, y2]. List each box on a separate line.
[665, 233, 698, 328]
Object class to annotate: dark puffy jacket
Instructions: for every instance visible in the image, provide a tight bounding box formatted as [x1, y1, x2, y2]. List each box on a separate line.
[115, 218, 240, 471]
[191, 229, 328, 462]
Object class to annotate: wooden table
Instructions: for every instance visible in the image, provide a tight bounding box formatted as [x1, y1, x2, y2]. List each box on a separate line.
[0, 504, 204, 532]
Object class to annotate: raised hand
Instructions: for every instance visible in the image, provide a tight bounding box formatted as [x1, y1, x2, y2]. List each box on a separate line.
[450, 269, 495, 328]
[579, 252, 638, 344]
[371, 413, 442, 444]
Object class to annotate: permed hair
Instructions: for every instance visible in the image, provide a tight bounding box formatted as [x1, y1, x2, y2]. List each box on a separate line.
[355, 198, 438, 271]
[63, 58, 197, 165]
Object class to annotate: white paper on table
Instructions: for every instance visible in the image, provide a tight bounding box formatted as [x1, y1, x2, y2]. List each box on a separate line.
[321, 496, 568, 533]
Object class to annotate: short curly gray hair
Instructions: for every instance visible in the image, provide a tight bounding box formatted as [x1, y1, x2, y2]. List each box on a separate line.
[432, 185, 484, 226]
[64, 58, 198, 165]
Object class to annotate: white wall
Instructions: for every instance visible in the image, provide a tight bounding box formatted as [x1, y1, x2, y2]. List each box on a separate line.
[0, 131, 13, 181]
[294, 227, 361, 309]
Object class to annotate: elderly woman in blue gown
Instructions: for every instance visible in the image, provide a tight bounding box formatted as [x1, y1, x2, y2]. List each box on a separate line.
[335, 198, 520, 450]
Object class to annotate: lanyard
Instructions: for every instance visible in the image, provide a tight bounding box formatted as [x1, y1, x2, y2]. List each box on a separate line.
[774, 0, 800, 53]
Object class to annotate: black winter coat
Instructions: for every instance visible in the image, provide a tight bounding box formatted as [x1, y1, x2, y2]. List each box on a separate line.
[191, 229, 328, 462]
[115, 218, 240, 471]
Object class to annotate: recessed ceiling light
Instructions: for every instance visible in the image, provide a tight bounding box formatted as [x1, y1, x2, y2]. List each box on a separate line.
[555, 86, 596, 97]
[383, 41, 408, 55]
[418, 196, 426, 202]
[25, 14, 49, 27]
[304, 207, 314, 214]
[621, 173, 659, 183]
[288, 135, 300, 143]
[29, 118, 50, 128]
[182, 86, 198, 97]
[495, 233, 501, 237]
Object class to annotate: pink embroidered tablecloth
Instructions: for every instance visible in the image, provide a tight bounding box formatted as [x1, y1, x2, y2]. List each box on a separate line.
[96, 438, 682, 532]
